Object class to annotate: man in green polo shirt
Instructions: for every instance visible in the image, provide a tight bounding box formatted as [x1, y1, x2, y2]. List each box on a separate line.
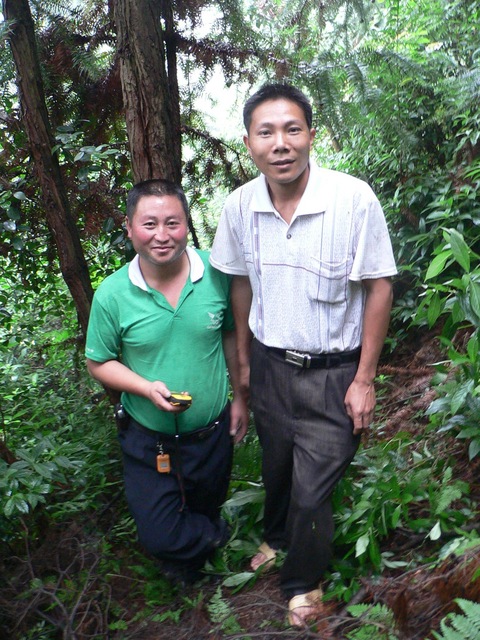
[85, 179, 248, 585]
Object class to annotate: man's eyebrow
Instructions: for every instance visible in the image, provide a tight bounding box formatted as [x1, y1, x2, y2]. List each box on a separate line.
[254, 118, 305, 128]
[166, 210, 186, 217]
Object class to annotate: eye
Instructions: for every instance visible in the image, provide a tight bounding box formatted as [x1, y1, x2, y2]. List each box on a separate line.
[289, 126, 302, 134]
[258, 129, 271, 137]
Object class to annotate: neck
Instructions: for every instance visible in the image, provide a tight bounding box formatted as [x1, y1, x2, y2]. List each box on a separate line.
[268, 166, 310, 224]
[140, 251, 190, 308]
[139, 250, 190, 289]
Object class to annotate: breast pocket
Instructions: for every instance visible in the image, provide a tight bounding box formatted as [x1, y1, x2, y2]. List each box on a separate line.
[307, 257, 349, 303]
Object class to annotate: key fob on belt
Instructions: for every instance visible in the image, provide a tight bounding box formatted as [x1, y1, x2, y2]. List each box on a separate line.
[167, 392, 192, 407]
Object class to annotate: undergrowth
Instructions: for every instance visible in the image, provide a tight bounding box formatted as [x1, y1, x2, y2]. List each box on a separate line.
[1, 277, 478, 638]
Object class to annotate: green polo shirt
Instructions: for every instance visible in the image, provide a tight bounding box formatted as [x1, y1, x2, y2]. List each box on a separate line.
[85, 247, 233, 434]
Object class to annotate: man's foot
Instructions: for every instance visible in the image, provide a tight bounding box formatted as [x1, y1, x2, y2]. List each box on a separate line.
[212, 518, 231, 550]
[160, 560, 204, 587]
[250, 541, 277, 572]
[287, 588, 323, 627]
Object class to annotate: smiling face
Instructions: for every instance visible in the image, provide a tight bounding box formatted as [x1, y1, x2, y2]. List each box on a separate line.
[244, 98, 315, 190]
[126, 194, 189, 271]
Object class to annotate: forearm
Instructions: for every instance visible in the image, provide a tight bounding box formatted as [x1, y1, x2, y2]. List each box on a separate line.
[354, 277, 393, 385]
[222, 330, 249, 443]
[345, 277, 393, 433]
[230, 276, 253, 400]
[222, 331, 242, 397]
[223, 331, 249, 443]
[231, 276, 253, 366]
[86, 358, 176, 412]
[87, 359, 150, 396]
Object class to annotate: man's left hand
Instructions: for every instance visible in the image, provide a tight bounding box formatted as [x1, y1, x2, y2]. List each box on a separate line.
[229, 395, 249, 444]
[344, 379, 376, 434]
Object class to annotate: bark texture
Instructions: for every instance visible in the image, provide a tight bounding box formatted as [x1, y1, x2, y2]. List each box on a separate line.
[113, 0, 182, 184]
[3, 0, 93, 336]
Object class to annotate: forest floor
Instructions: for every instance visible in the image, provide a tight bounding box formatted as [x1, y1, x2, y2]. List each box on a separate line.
[1, 330, 479, 640]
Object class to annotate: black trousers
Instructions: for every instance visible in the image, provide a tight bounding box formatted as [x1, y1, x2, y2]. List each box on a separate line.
[118, 406, 233, 567]
[250, 340, 360, 598]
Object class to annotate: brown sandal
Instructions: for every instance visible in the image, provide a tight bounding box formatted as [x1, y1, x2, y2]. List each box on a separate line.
[287, 588, 323, 627]
[250, 542, 277, 572]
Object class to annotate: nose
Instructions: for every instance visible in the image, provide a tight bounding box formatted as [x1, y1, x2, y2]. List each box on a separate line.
[273, 131, 288, 151]
[154, 225, 169, 241]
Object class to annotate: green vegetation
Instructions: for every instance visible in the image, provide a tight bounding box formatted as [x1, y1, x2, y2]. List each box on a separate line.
[432, 599, 480, 640]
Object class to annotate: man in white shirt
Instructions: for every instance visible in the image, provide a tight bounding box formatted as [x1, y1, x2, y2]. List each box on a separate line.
[210, 83, 397, 626]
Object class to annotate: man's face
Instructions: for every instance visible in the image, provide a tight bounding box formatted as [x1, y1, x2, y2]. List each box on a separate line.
[126, 194, 189, 269]
[244, 98, 315, 187]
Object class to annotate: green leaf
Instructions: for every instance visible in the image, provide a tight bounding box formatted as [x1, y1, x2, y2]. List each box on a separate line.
[103, 217, 115, 233]
[468, 439, 480, 460]
[224, 488, 264, 508]
[7, 207, 21, 220]
[427, 291, 443, 328]
[222, 572, 254, 588]
[466, 336, 479, 363]
[429, 521, 442, 540]
[450, 382, 472, 414]
[448, 229, 470, 272]
[391, 504, 402, 528]
[434, 485, 463, 515]
[5, 496, 30, 516]
[111, 230, 125, 246]
[355, 532, 369, 557]
[425, 251, 452, 280]
[468, 281, 480, 323]
[451, 300, 465, 324]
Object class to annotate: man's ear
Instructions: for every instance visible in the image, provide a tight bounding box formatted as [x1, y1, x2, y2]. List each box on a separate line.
[124, 215, 132, 238]
[243, 134, 251, 155]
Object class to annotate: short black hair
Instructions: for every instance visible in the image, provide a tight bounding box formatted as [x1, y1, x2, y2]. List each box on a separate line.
[243, 83, 313, 133]
[126, 179, 190, 222]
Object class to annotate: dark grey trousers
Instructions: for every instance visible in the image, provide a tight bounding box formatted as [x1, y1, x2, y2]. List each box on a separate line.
[250, 339, 361, 598]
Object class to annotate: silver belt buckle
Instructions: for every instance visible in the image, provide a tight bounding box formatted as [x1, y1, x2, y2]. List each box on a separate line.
[285, 350, 311, 368]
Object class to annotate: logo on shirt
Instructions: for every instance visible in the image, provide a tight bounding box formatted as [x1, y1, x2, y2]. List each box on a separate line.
[207, 311, 223, 330]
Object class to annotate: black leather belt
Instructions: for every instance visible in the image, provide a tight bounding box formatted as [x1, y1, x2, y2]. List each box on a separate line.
[266, 345, 361, 369]
[128, 404, 228, 444]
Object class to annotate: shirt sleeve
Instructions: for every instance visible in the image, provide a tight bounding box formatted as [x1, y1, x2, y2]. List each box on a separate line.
[210, 190, 250, 276]
[349, 185, 397, 281]
[85, 291, 121, 363]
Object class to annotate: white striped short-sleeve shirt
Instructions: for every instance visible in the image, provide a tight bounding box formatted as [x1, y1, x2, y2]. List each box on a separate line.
[210, 161, 397, 353]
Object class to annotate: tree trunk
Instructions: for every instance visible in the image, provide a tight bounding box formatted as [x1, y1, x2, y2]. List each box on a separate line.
[3, 0, 94, 336]
[113, 0, 182, 184]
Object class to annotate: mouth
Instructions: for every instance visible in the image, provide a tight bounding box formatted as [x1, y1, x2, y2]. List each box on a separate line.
[271, 159, 294, 167]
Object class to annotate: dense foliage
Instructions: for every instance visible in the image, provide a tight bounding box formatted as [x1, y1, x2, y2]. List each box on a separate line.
[1, 0, 479, 638]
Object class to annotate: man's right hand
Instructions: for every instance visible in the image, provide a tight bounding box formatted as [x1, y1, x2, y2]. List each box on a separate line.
[147, 381, 190, 413]
[86, 358, 190, 413]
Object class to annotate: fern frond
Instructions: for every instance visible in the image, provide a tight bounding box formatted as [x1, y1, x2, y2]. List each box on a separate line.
[207, 585, 234, 624]
[207, 585, 243, 634]
[432, 599, 480, 640]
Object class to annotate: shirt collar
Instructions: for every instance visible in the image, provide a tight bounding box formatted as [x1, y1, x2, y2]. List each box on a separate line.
[251, 159, 327, 217]
[127, 246, 204, 291]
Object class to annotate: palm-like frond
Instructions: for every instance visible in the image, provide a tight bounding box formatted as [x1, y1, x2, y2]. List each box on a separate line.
[433, 599, 480, 640]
